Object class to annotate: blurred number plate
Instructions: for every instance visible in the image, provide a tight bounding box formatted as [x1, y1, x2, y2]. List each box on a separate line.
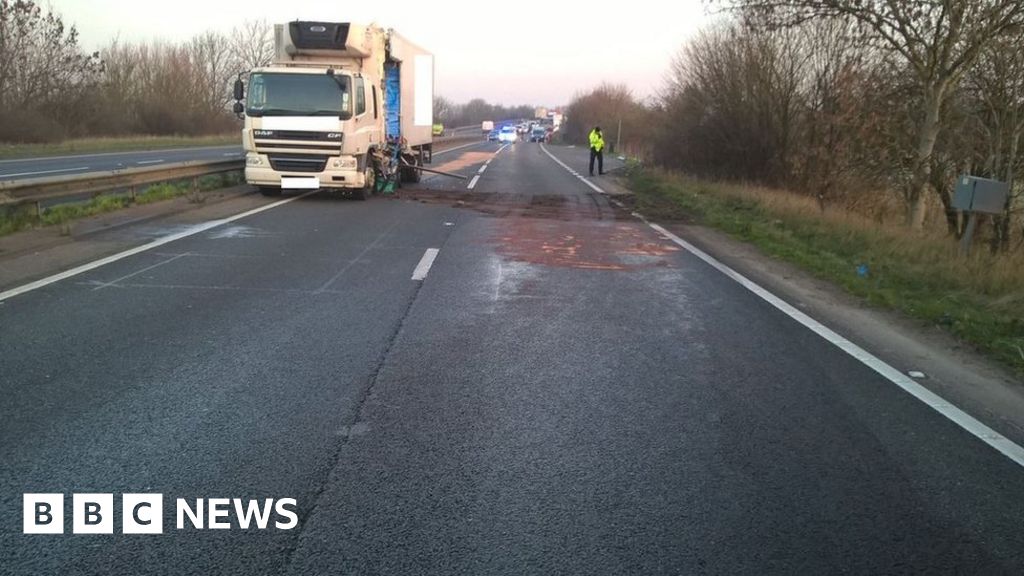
[281, 177, 319, 190]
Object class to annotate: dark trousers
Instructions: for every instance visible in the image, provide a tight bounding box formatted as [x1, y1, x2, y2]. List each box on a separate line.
[589, 148, 604, 175]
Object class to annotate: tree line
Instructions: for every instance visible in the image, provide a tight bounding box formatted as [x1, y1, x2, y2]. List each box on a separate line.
[0, 1, 537, 143]
[433, 96, 536, 128]
[564, 0, 1024, 249]
[0, 2, 277, 142]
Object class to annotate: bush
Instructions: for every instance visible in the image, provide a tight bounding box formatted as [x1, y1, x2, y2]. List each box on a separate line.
[0, 109, 67, 143]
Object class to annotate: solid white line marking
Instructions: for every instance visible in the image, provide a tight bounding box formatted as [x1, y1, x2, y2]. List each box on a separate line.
[137, 159, 164, 165]
[411, 248, 440, 281]
[646, 221, 1024, 469]
[0, 166, 90, 178]
[467, 175, 481, 190]
[537, 143, 1024, 469]
[477, 164, 488, 175]
[0, 191, 316, 303]
[539, 144, 605, 193]
[0, 146, 239, 165]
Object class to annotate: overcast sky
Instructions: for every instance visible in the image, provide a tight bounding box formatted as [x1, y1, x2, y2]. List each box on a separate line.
[51, 0, 711, 107]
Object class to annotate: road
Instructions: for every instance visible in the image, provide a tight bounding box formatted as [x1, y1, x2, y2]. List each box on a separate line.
[1, 140, 1023, 575]
[0, 146, 243, 182]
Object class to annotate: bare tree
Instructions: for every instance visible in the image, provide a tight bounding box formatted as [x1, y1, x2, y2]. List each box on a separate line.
[722, 0, 1024, 229]
[230, 19, 274, 71]
[962, 36, 1024, 251]
[189, 31, 233, 113]
[0, 0, 100, 141]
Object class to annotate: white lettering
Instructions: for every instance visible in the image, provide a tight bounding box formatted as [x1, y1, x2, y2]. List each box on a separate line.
[176, 498, 203, 529]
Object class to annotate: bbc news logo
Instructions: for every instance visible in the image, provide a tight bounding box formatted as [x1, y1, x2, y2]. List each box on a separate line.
[23, 494, 298, 534]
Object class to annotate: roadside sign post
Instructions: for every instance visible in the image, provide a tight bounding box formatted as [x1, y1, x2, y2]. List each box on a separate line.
[952, 175, 1009, 256]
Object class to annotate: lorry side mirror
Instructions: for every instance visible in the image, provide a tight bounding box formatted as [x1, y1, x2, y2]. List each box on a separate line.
[233, 78, 244, 101]
[233, 102, 244, 115]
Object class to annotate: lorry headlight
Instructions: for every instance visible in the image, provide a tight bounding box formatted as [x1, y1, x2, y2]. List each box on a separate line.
[332, 156, 357, 169]
[246, 155, 263, 166]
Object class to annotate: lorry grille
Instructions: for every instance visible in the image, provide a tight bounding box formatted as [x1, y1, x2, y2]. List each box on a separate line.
[268, 155, 328, 173]
[254, 130, 342, 142]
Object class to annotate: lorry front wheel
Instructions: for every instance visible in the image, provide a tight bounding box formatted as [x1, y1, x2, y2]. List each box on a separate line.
[259, 186, 281, 197]
[352, 157, 376, 201]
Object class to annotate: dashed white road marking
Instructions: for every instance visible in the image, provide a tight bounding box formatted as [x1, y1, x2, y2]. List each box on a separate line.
[411, 248, 440, 281]
[537, 141, 1024, 470]
[137, 159, 164, 165]
[477, 164, 488, 175]
[467, 175, 481, 190]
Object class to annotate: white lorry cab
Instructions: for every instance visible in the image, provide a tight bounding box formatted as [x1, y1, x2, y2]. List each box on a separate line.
[233, 21, 434, 198]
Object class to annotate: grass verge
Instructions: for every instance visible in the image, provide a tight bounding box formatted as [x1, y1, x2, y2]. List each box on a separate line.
[627, 166, 1024, 375]
[0, 172, 244, 237]
[0, 134, 237, 160]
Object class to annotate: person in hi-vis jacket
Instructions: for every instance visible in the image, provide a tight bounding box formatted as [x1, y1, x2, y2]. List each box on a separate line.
[588, 126, 605, 176]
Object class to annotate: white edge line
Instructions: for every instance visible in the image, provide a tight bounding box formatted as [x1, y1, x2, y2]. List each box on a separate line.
[540, 144, 605, 194]
[411, 248, 440, 281]
[0, 145, 240, 165]
[647, 221, 1024, 469]
[1, 166, 91, 178]
[0, 191, 316, 303]
[467, 175, 481, 190]
[538, 143, 1024, 469]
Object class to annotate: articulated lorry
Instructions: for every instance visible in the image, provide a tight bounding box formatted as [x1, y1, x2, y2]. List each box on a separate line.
[232, 21, 434, 198]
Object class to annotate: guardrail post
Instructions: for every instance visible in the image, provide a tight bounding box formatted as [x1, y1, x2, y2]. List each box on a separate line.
[129, 185, 136, 201]
[35, 201, 43, 218]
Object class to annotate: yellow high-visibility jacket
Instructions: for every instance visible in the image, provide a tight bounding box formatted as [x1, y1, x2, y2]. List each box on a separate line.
[589, 129, 605, 152]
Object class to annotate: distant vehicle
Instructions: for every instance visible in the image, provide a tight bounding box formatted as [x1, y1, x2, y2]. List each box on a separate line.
[487, 129, 500, 141]
[481, 120, 494, 134]
[498, 125, 518, 143]
[432, 123, 445, 136]
[529, 126, 548, 143]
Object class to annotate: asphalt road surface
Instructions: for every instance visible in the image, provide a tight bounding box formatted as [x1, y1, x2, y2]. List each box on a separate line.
[1, 140, 1023, 575]
[0, 146, 243, 182]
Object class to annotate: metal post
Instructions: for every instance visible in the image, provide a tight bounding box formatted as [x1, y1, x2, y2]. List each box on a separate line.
[959, 212, 979, 256]
[616, 117, 622, 156]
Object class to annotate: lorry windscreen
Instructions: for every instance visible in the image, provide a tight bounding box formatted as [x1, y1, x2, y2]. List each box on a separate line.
[246, 73, 352, 119]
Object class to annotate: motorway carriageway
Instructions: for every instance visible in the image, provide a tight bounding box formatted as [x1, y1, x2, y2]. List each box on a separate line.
[0, 146, 243, 181]
[1, 139, 1023, 575]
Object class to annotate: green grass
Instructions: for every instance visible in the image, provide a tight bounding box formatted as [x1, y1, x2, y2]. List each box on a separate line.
[0, 172, 243, 236]
[628, 166, 1024, 375]
[0, 134, 238, 160]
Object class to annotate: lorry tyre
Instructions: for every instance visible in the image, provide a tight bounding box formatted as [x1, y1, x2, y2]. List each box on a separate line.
[259, 186, 282, 197]
[400, 153, 422, 184]
[353, 156, 376, 200]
